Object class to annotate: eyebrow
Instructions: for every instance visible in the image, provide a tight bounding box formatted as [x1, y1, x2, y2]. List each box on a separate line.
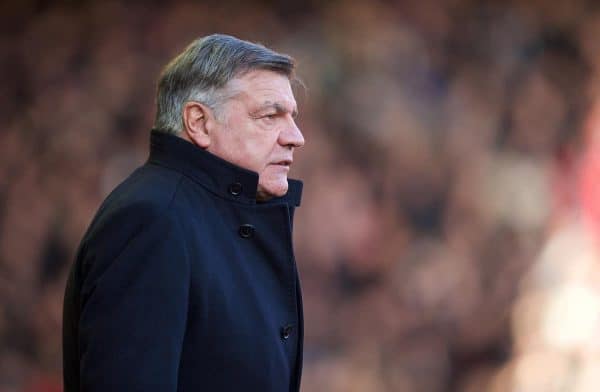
[256, 101, 298, 118]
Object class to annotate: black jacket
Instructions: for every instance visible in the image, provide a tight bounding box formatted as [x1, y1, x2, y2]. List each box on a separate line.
[62, 130, 304, 391]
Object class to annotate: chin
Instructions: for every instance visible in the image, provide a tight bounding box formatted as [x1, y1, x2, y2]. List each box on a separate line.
[257, 179, 288, 200]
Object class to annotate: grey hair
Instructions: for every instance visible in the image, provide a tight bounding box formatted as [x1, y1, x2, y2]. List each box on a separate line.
[153, 34, 296, 134]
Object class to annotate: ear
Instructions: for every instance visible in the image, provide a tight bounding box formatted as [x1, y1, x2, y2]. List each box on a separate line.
[181, 101, 217, 148]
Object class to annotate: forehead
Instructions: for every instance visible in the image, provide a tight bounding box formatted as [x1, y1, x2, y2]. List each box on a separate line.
[226, 69, 297, 109]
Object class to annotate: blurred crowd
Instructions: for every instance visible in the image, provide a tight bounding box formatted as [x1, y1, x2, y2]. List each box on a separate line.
[2, 0, 600, 391]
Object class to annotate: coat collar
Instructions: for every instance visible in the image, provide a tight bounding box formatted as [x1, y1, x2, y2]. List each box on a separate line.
[147, 130, 303, 207]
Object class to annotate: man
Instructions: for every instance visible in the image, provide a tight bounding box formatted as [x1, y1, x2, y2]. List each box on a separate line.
[62, 34, 306, 391]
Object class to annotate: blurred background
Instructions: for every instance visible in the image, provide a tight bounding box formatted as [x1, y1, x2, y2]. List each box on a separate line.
[2, 0, 600, 391]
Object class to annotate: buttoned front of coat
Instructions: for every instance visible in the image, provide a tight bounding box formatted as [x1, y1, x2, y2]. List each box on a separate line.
[62, 130, 304, 392]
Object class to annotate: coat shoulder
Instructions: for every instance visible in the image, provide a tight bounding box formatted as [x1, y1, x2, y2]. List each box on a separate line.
[82, 164, 185, 250]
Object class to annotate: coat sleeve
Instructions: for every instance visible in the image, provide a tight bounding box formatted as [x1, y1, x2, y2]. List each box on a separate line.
[78, 208, 190, 391]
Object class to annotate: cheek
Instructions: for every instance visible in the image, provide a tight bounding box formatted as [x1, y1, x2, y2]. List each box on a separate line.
[219, 134, 276, 174]
[241, 133, 279, 168]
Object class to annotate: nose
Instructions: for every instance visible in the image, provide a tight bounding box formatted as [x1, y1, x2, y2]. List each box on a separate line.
[279, 118, 305, 148]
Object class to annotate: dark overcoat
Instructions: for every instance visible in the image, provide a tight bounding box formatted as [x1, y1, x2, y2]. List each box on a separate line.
[62, 130, 304, 391]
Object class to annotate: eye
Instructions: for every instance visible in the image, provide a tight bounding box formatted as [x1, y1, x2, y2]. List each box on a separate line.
[260, 113, 278, 123]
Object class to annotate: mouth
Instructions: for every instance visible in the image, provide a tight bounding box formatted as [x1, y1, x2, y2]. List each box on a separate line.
[274, 159, 292, 167]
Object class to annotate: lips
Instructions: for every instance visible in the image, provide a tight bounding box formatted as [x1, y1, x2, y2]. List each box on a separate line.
[273, 159, 292, 167]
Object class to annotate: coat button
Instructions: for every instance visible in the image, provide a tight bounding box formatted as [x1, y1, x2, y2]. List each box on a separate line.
[280, 324, 294, 340]
[228, 182, 243, 196]
[238, 224, 255, 238]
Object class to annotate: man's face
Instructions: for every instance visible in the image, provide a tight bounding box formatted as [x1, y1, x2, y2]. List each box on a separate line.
[207, 70, 305, 200]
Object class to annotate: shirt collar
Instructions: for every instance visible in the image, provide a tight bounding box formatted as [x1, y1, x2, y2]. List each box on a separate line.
[147, 130, 303, 207]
